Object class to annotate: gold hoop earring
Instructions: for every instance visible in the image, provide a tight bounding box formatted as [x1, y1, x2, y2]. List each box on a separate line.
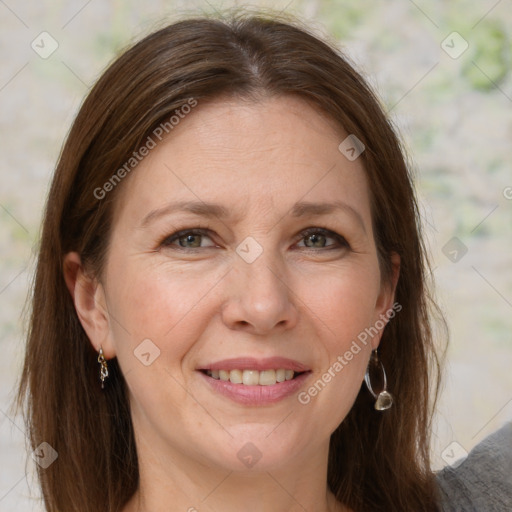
[97, 347, 109, 389]
[364, 349, 393, 410]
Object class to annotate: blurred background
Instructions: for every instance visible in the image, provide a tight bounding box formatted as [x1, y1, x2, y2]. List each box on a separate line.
[1, 0, 511, 510]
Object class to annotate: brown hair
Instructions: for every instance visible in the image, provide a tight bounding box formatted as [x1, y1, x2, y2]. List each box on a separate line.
[16, 9, 445, 512]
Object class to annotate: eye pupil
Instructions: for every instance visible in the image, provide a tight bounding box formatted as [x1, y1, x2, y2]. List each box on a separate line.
[306, 233, 326, 248]
[180, 234, 201, 247]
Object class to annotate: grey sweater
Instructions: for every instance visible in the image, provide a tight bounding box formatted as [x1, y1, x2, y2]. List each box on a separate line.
[435, 421, 512, 511]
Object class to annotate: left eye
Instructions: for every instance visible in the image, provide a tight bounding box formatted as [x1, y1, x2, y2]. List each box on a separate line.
[296, 227, 349, 250]
[160, 227, 349, 250]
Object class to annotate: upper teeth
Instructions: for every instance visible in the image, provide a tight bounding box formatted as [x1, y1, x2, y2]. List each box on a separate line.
[206, 369, 295, 386]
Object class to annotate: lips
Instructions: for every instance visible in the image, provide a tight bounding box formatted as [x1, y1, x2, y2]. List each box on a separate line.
[198, 370, 311, 405]
[196, 356, 312, 405]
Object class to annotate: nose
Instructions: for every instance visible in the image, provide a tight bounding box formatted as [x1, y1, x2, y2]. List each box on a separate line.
[220, 252, 299, 335]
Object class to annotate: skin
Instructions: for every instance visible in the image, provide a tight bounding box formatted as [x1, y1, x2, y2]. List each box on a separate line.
[64, 94, 400, 512]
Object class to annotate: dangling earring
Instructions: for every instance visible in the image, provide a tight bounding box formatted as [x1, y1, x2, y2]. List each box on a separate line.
[364, 349, 393, 410]
[97, 347, 109, 389]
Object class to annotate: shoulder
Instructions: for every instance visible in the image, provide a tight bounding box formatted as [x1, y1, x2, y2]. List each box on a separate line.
[435, 421, 512, 512]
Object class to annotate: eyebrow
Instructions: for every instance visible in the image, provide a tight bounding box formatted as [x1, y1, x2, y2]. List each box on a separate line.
[140, 199, 366, 233]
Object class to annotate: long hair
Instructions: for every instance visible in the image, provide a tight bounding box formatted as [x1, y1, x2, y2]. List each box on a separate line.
[16, 10, 445, 512]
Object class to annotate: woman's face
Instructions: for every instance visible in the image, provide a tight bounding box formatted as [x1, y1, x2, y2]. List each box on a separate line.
[85, 95, 397, 472]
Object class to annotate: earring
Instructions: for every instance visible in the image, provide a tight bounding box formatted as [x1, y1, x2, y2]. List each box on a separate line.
[364, 349, 393, 410]
[97, 347, 109, 389]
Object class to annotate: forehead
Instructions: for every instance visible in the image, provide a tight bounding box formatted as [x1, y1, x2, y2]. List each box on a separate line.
[112, 95, 372, 229]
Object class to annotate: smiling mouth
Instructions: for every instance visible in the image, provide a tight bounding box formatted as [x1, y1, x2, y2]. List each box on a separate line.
[200, 369, 308, 386]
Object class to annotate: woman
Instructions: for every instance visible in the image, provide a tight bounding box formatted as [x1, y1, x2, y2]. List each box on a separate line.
[17, 10, 452, 512]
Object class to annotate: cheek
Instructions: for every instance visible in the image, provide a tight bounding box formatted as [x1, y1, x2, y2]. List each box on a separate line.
[303, 262, 381, 346]
[107, 254, 381, 357]
[105, 263, 221, 418]
[106, 260, 225, 363]
[294, 266, 380, 418]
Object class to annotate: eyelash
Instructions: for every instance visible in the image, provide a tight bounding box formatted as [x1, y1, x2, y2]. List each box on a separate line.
[159, 226, 350, 252]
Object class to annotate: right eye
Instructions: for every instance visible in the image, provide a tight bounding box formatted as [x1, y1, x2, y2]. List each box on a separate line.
[160, 228, 217, 250]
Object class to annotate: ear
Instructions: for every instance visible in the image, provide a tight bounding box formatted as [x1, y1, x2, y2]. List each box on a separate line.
[63, 252, 116, 359]
[372, 251, 401, 350]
